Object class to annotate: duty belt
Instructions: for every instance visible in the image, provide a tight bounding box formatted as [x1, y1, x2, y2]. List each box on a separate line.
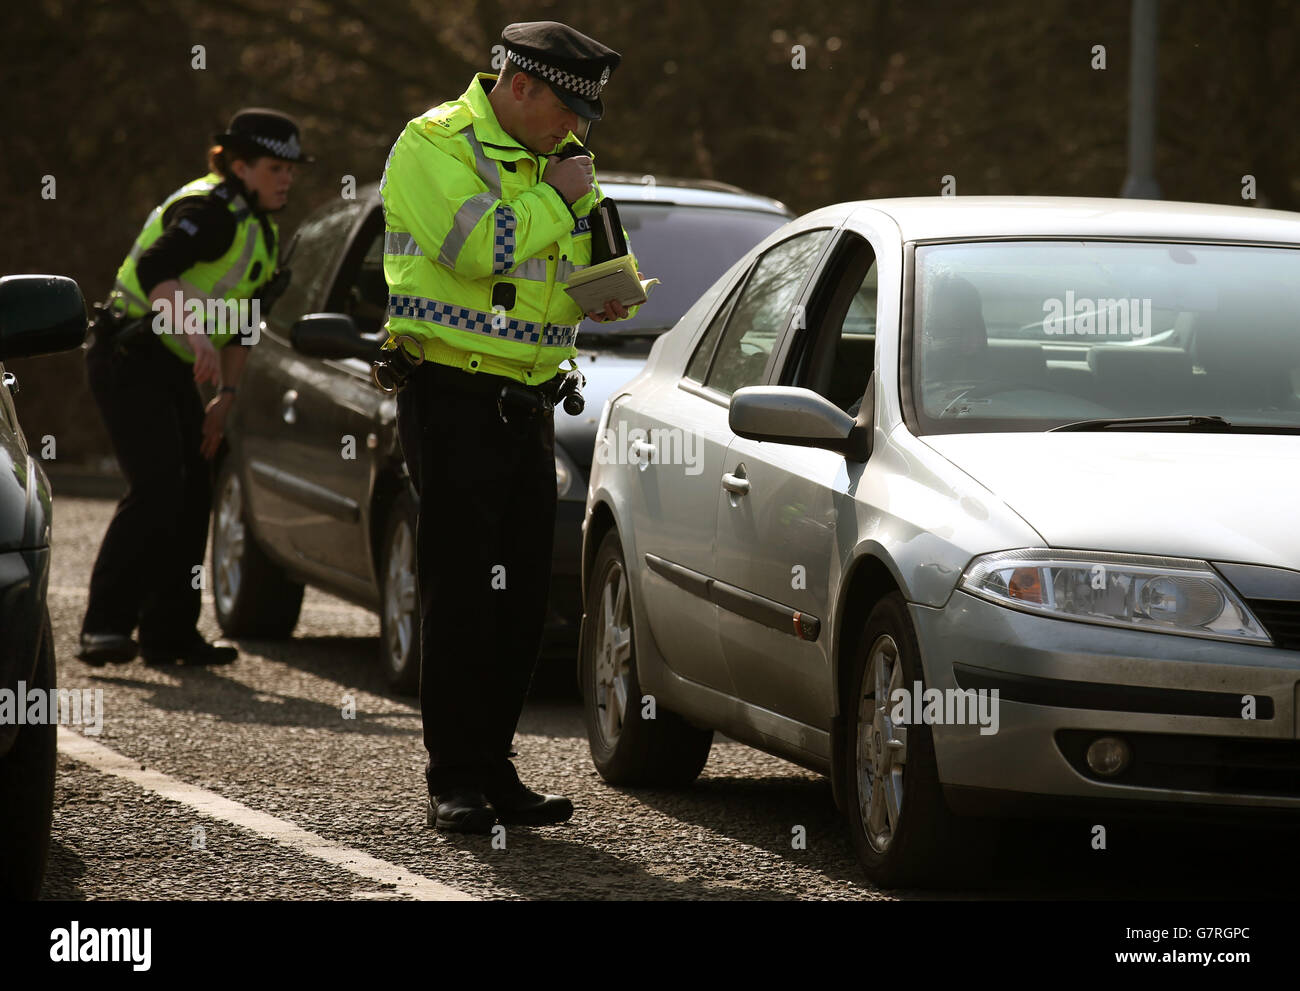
[90, 295, 153, 355]
[372, 344, 586, 421]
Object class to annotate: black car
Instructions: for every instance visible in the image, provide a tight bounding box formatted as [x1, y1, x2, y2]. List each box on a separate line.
[213, 176, 792, 693]
[0, 274, 87, 898]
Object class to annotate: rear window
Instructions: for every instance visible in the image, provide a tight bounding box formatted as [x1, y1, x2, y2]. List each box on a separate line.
[598, 204, 789, 334]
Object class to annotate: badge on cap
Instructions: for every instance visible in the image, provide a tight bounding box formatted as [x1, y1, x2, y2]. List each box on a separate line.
[600, 66, 611, 86]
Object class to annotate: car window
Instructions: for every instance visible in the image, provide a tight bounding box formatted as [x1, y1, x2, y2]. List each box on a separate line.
[327, 208, 387, 337]
[685, 279, 741, 382]
[703, 229, 830, 397]
[597, 204, 790, 335]
[784, 233, 877, 413]
[272, 199, 364, 330]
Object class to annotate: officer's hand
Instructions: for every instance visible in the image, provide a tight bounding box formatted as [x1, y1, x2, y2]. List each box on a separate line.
[200, 393, 232, 461]
[544, 155, 594, 204]
[187, 334, 220, 385]
[586, 299, 629, 322]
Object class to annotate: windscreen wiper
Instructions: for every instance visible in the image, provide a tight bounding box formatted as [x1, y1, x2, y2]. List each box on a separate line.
[1046, 414, 1300, 433]
[1049, 414, 1233, 432]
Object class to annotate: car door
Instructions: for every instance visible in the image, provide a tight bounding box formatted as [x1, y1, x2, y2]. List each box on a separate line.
[622, 227, 833, 694]
[239, 197, 364, 574]
[274, 204, 391, 594]
[712, 229, 881, 728]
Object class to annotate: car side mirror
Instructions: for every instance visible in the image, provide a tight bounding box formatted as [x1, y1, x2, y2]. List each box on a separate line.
[290, 312, 383, 362]
[729, 382, 873, 462]
[0, 275, 87, 360]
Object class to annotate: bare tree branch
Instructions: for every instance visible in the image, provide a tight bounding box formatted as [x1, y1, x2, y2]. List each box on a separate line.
[198, 0, 431, 89]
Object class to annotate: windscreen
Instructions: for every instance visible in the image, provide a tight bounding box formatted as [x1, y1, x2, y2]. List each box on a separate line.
[910, 240, 1300, 433]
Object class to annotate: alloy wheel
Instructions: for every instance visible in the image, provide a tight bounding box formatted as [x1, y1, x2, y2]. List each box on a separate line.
[857, 633, 909, 854]
[383, 518, 417, 678]
[592, 560, 633, 749]
[214, 471, 245, 619]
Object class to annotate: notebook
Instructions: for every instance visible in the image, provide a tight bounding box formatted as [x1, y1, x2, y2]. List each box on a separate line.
[562, 197, 660, 313]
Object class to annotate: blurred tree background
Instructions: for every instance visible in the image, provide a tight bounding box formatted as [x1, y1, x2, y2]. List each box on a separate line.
[1, 0, 1297, 467]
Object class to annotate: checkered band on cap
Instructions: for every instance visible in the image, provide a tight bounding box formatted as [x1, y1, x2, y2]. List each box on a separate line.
[506, 49, 604, 99]
[246, 133, 302, 159]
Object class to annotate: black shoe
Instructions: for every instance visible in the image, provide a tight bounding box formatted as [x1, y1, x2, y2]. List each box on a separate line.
[77, 632, 138, 666]
[141, 638, 238, 666]
[485, 765, 574, 826]
[427, 790, 497, 834]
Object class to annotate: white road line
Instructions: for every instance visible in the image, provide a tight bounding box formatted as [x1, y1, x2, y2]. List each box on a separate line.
[58, 728, 476, 902]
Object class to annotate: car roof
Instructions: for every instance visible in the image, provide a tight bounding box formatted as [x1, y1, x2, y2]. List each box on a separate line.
[354, 176, 791, 216]
[595, 172, 791, 214]
[848, 196, 1300, 245]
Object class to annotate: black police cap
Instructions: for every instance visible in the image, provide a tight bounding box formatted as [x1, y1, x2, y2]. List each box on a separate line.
[213, 108, 314, 163]
[501, 21, 621, 121]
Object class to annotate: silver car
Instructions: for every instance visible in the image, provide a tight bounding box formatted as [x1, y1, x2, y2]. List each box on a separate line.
[578, 195, 1300, 887]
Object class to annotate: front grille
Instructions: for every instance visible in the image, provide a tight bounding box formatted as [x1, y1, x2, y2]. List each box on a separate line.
[1246, 599, 1300, 650]
[954, 663, 1272, 719]
[1058, 730, 1300, 798]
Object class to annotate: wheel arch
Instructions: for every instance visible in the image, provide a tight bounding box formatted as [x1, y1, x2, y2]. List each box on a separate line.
[578, 497, 619, 691]
[581, 498, 619, 600]
[367, 461, 415, 588]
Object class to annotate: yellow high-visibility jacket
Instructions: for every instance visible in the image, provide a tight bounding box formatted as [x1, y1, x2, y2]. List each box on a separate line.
[380, 73, 639, 386]
[112, 173, 277, 363]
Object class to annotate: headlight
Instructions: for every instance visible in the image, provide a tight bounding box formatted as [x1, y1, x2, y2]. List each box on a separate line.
[555, 443, 585, 501]
[959, 549, 1270, 644]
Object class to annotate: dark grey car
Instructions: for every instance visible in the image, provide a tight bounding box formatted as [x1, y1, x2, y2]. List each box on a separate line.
[0, 274, 86, 898]
[213, 175, 791, 693]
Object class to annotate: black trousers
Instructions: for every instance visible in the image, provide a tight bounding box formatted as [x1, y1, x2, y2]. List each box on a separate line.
[395, 362, 557, 795]
[82, 332, 211, 649]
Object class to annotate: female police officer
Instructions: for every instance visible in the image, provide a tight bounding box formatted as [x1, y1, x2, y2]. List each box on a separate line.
[78, 109, 311, 667]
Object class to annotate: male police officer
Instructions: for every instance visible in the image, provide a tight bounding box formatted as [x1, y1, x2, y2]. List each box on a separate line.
[381, 21, 639, 832]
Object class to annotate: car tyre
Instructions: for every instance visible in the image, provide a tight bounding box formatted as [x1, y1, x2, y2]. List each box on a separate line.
[846, 592, 989, 888]
[581, 529, 712, 786]
[0, 609, 56, 899]
[378, 487, 420, 695]
[212, 457, 304, 638]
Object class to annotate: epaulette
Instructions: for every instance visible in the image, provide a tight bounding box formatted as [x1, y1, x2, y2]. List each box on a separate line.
[420, 102, 472, 136]
[207, 180, 253, 220]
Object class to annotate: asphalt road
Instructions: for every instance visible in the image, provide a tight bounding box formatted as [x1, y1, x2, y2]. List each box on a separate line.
[40, 496, 1300, 901]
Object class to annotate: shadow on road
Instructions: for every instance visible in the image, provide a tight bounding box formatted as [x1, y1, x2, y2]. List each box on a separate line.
[82, 667, 416, 736]
[431, 825, 797, 901]
[40, 836, 88, 900]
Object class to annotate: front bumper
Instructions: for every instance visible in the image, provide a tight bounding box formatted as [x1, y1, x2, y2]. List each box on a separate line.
[911, 589, 1300, 813]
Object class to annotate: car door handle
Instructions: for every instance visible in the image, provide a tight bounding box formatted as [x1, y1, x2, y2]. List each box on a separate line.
[630, 439, 655, 462]
[721, 472, 749, 495]
[282, 389, 298, 425]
